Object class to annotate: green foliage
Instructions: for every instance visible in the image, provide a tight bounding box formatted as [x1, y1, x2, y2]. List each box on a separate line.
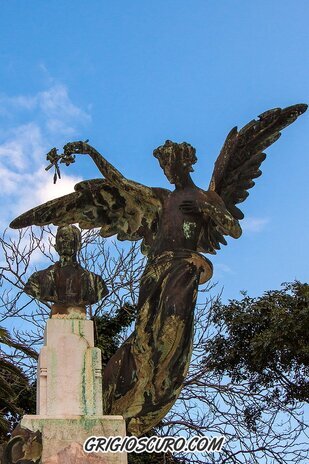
[205, 281, 309, 404]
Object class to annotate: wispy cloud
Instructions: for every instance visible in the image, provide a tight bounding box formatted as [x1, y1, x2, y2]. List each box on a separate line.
[0, 83, 90, 138]
[216, 263, 233, 274]
[241, 217, 269, 233]
[214, 263, 235, 280]
[0, 81, 89, 229]
[0, 123, 44, 171]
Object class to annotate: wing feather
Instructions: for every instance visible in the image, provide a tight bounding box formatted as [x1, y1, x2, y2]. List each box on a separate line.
[10, 178, 168, 255]
[200, 103, 307, 254]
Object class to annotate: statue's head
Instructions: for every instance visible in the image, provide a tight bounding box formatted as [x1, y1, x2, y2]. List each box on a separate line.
[153, 140, 197, 184]
[55, 225, 81, 258]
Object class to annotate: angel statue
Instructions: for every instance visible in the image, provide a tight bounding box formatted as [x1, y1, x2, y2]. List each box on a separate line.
[10, 103, 307, 436]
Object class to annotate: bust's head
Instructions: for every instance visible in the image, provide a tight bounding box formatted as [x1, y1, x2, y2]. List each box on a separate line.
[55, 225, 81, 258]
[153, 140, 197, 185]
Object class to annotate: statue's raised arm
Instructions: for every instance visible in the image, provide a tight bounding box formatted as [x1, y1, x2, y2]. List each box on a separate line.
[62, 141, 127, 187]
[10, 141, 170, 255]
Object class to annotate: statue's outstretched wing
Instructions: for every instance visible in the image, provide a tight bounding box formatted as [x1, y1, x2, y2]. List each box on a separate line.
[10, 178, 169, 255]
[198, 103, 307, 254]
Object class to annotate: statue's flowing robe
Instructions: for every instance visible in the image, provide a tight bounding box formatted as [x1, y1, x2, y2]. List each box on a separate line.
[103, 250, 212, 436]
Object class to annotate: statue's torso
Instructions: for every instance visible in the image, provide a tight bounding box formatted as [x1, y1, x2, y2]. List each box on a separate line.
[150, 186, 208, 256]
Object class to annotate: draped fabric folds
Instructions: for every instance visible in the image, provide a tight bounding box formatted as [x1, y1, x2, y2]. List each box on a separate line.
[103, 250, 213, 436]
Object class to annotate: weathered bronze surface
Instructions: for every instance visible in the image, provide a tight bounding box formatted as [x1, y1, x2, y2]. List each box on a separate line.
[2, 425, 42, 464]
[24, 225, 108, 316]
[103, 249, 213, 435]
[10, 104, 307, 434]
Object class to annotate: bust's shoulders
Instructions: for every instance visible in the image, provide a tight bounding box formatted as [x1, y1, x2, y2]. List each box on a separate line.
[28, 263, 57, 280]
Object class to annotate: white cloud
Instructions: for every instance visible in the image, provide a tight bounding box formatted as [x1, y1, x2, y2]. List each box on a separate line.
[0, 81, 89, 230]
[216, 263, 233, 274]
[0, 84, 90, 138]
[241, 217, 269, 233]
[0, 123, 43, 170]
[38, 85, 90, 136]
[213, 262, 235, 280]
[37, 173, 81, 204]
[11, 170, 82, 219]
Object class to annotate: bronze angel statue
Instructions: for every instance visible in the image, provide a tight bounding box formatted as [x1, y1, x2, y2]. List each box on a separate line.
[10, 103, 307, 435]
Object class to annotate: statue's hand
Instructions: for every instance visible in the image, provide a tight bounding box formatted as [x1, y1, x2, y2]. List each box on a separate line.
[63, 140, 92, 156]
[179, 200, 201, 215]
[180, 200, 222, 217]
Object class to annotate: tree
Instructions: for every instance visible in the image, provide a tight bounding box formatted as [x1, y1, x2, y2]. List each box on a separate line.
[161, 283, 308, 463]
[0, 227, 308, 463]
[0, 326, 37, 443]
[205, 281, 309, 405]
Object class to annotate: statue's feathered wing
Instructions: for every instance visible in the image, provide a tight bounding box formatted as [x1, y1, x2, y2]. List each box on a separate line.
[10, 103, 307, 257]
[198, 103, 307, 254]
[10, 178, 169, 255]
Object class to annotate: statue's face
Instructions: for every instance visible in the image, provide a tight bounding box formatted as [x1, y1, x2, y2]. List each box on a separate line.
[55, 226, 81, 257]
[154, 140, 196, 185]
[158, 154, 192, 185]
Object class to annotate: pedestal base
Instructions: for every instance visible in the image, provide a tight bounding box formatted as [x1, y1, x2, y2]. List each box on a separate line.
[21, 317, 127, 462]
[21, 415, 127, 464]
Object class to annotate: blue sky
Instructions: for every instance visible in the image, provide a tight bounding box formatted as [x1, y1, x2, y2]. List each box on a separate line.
[0, 0, 308, 300]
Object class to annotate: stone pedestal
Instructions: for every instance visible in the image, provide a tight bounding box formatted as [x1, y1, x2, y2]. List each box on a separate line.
[37, 318, 102, 416]
[22, 316, 127, 463]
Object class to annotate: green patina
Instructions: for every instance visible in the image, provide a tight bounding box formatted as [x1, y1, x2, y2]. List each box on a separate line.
[92, 349, 99, 414]
[81, 352, 87, 415]
[70, 319, 85, 337]
[79, 415, 103, 433]
[80, 349, 100, 416]
[22, 416, 123, 434]
[183, 221, 196, 239]
[78, 319, 84, 337]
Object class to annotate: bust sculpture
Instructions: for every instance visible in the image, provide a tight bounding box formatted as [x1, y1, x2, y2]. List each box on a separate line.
[24, 225, 108, 317]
